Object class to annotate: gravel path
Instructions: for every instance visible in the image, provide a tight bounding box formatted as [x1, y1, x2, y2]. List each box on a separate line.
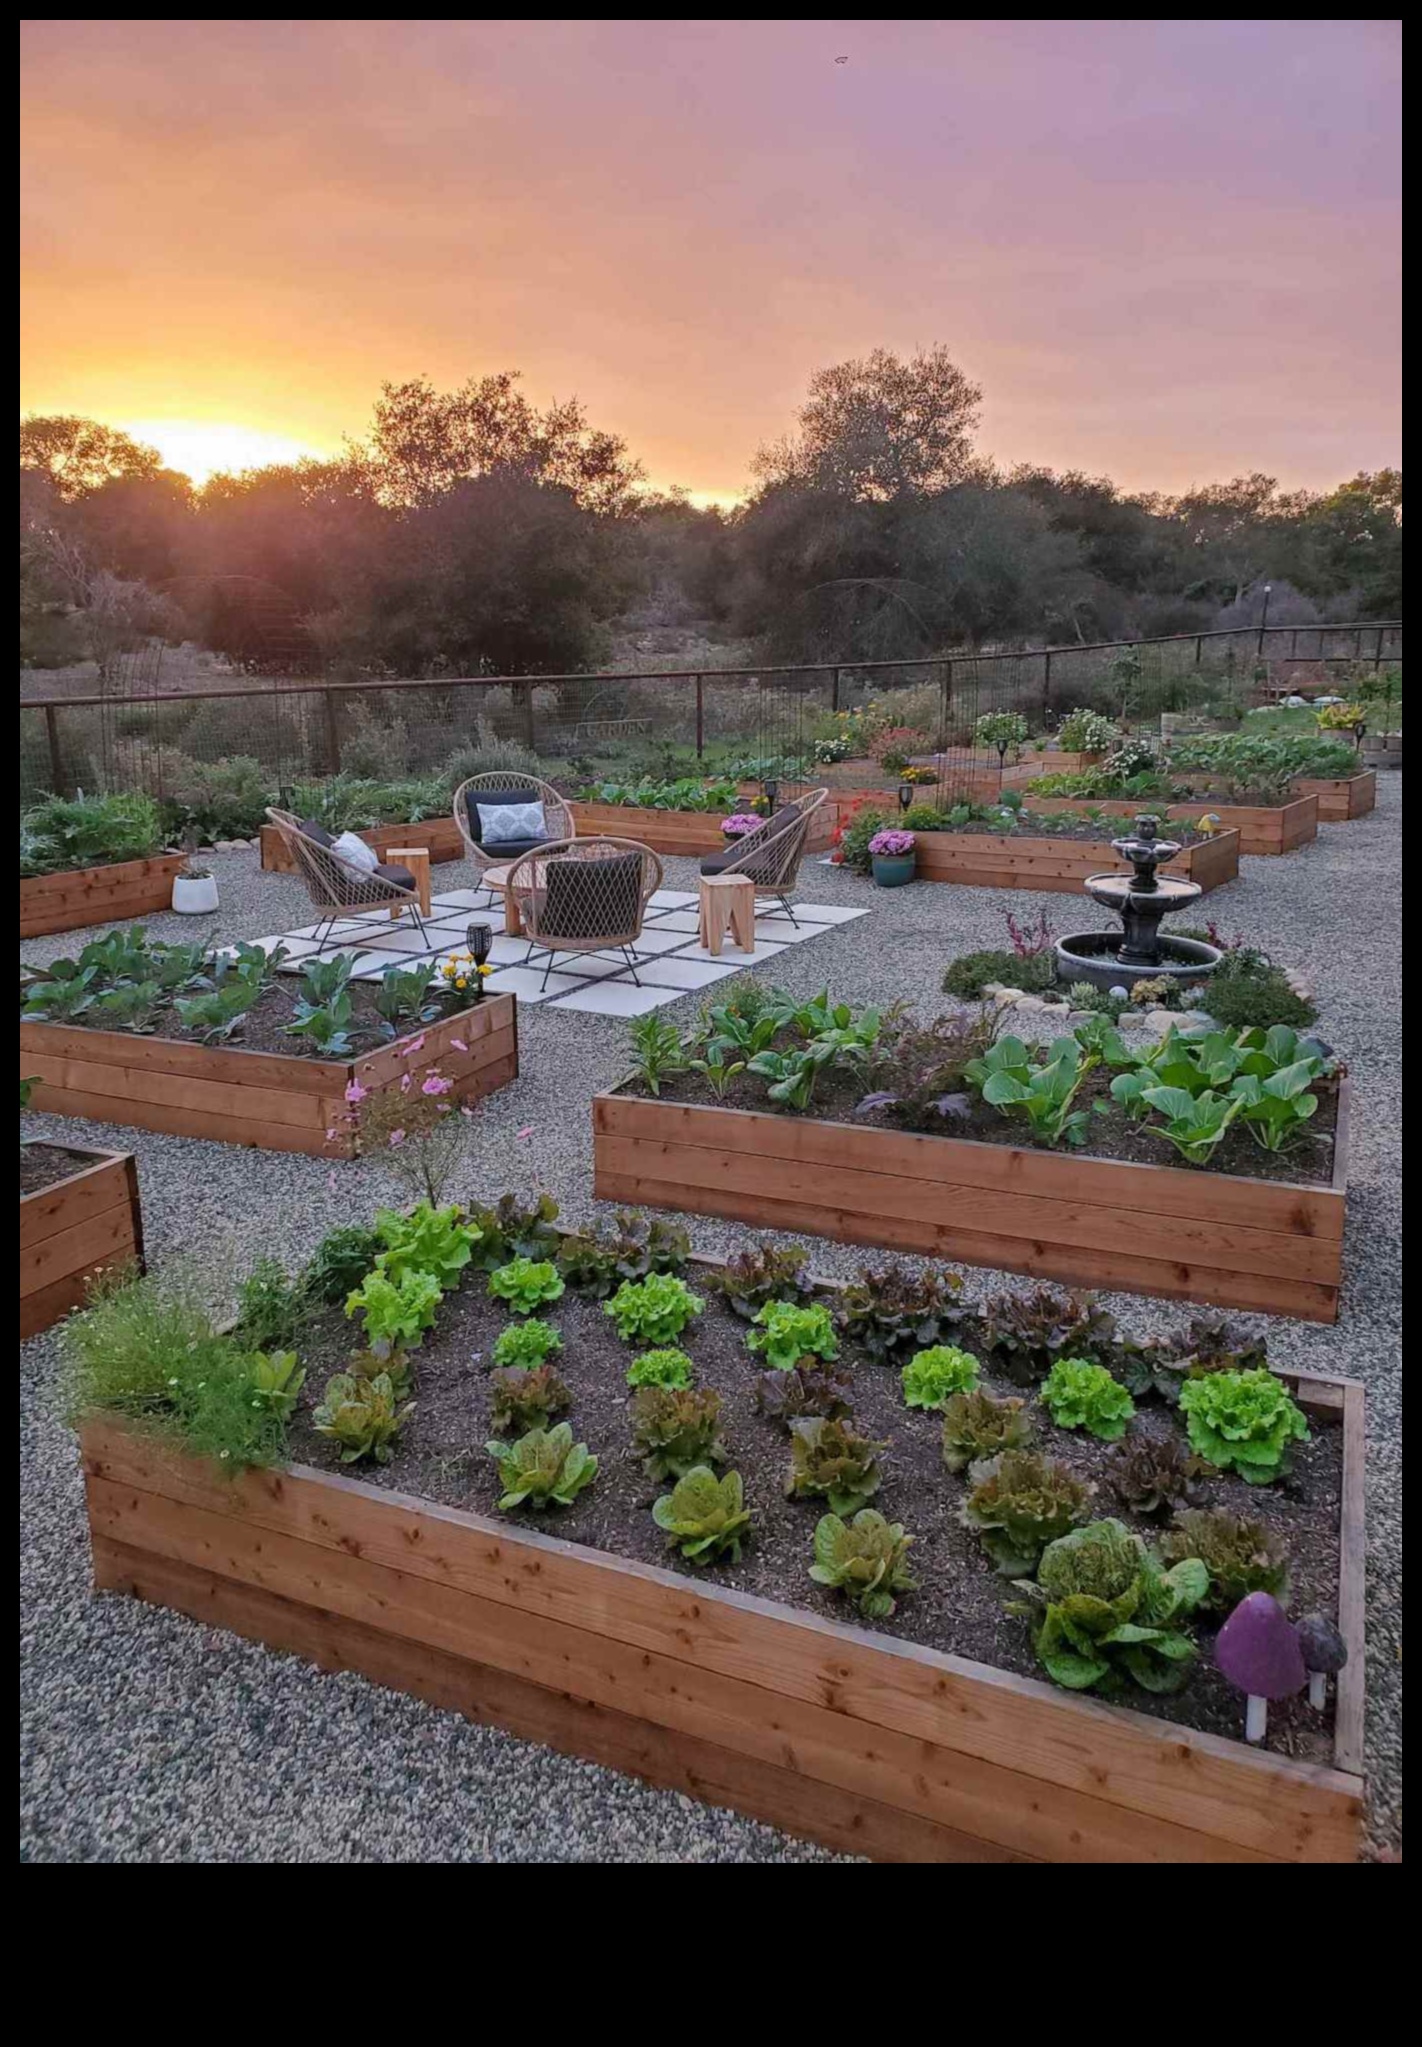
[20, 783, 1403, 1861]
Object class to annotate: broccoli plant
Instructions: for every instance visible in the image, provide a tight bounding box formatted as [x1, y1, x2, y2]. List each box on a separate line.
[625, 1346, 695, 1391]
[809, 1510, 917, 1619]
[491, 1318, 563, 1371]
[1007, 1519, 1209, 1695]
[1177, 1368, 1309, 1484]
[1039, 1357, 1136, 1441]
[900, 1344, 981, 1410]
[960, 1449, 1095, 1575]
[486, 1422, 598, 1510]
[345, 1266, 443, 1350]
[785, 1416, 886, 1516]
[488, 1363, 573, 1436]
[374, 1201, 478, 1290]
[1160, 1507, 1290, 1613]
[835, 1262, 969, 1366]
[487, 1257, 566, 1315]
[604, 1272, 704, 1346]
[651, 1466, 752, 1563]
[630, 1385, 726, 1481]
[746, 1299, 839, 1372]
[313, 1370, 413, 1464]
[754, 1361, 855, 1429]
[940, 1388, 1035, 1473]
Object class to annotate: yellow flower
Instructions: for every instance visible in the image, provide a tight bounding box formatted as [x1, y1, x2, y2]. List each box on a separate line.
[454, 976, 467, 990]
[476, 962, 494, 977]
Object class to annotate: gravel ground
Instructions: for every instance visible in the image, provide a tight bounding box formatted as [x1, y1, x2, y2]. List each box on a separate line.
[20, 783, 1403, 1861]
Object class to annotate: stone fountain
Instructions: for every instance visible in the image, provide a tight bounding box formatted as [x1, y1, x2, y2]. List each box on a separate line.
[1054, 813, 1223, 995]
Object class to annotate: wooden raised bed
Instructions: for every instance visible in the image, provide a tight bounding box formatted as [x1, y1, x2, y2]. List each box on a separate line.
[21, 1145, 144, 1340]
[570, 800, 837, 858]
[19, 995, 518, 1158]
[1294, 772, 1376, 823]
[593, 1078, 1350, 1322]
[259, 816, 465, 873]
[912, 825, 1239, 895]
[21, 852, 189, 939]
[986, 792, 1318, 857]
[79, 1371, 1366, 1862]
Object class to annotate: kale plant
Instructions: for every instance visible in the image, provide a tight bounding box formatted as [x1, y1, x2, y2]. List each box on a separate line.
[298, 1224, 383, 1306]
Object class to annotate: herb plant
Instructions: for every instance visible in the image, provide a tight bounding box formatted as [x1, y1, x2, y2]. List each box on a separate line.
[809, 1510, 917, 1619]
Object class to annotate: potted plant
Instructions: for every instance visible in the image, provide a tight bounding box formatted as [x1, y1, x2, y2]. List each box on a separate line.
[721, 812, 764, 843]
[868, 827, 916, 887]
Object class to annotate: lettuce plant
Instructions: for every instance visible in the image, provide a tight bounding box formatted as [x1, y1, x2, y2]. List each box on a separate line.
[835, 1262, 968, 1366]
[554, 1210, 689, 1296]
[652, 1466, 752, 1562]
[605, 1272, 703, 1346]
[1008, 1519, 1209, 1695]
[491, 1318, 562, 1371]
[1160, 1507, 1290, 1612]
[464, 1191, 562, 1271]
[630, 1385, 726, 1481]
[940, 1388, 1034, 1473]
[345, 1266, 443, 1350]
[754, 1361, 855, 1429]
[625, 1346, 695, 1391]
[978, 1285, 1117, 1387]
[374, 1201, 478, 1289]
[1039, 1357, 1135, 1442]
[709, 1242, 817, 1322]
[900, 1344, 980, 1410]
[961, 1449, 1095, 1575]
[246, 1349, 306, 1421]
[313, 1370, 412, 1464]
[486, 1422, 598, 1510]
[488, 1257, 565, 1315]
[1135, 1084, 1243, 1165]
[809, 1510, 917, 1619]
[785, 1416, 886, 1516]
[488, 1363, 572, 1436]
[746, 1299, 838, 1372]
[1108, 1435, 1209, 1517]
[1177, 1368, 1309, 1483]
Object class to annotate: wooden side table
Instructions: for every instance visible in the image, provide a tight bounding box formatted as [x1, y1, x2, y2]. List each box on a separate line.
[386, 846, 432, 917]
[698, 873, 757, 956]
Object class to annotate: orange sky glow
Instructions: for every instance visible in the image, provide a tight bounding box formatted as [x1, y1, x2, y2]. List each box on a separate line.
[20, 19, 1401, 501]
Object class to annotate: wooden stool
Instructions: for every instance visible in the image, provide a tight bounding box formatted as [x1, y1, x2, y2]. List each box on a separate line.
[698, 874, 757, 956]
[386, 846, 432, 917]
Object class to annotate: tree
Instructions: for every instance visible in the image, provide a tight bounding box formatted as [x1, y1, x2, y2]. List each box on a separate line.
[19, 415, 164, 500]
[752, 346, 983, 501]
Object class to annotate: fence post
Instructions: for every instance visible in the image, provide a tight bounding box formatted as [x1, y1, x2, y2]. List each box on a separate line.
[519, 680, 536, 751]
[1194, 635, 1202, 665]
[694, 674, 704, 759]
[1042, 649, 1052, 719]
[321, 687, 343, 774]
[1375, 626, 1386, 668]
[830, 666, 840, 714]
[44, 703, 66, 795]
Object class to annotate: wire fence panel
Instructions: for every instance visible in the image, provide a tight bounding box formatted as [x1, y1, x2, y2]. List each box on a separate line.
[18, 622, 1402, 807]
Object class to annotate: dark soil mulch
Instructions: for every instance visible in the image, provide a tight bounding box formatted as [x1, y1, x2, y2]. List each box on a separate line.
[285, 1275, 1342, 1762]
[631, 1060, 1341, 1188]
[20, 1141, 104, 1197]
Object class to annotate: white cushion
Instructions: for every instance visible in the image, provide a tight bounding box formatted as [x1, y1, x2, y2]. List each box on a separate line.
[476, 799, 547, 843]
[332, 830, 380, 872]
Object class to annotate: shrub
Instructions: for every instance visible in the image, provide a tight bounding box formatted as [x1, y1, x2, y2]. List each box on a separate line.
[1196, 948, 1317, 1031]
[746, 1299, 839, 1372]
[346, 1266, 443, 1350]
[488, 1363, 573, 1435]
[809, 1510, 917, 1619]
[940, 1387, 1034, 1472]
[630, 1385, 726, 1481]
[961, 1449, 1095, 1575]
[487, 1257, 565, 1315]
[1008, 1519, 1209, 1695]
[1178, 1369, 1309, 1484]
[158, 753, 273, 842]
[491, 1319, 563, 1371]
[486, 1422, 598, 1510]
[785, 1416, 887, 1516]
[625, 1346, 695, 1391]
[1039, 1357, 1135, 1442]
[1161, 1507, 1290, 1612]
[313, 1370, 413, 1465]
[835, 1263, 969, 1366]
[605, 1273, 704, 1346]
[1056, 709, 1116, 753]
[942, 948, 1055, 999]
[753, 1361, 855, 1428]
[652, 1467, 752, 1563]
[900, 1345, 981, 1410]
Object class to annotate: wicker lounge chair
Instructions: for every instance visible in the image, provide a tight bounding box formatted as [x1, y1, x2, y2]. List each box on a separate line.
[265, 807, 431, 955]
[452, 772, 575, 907]
[505, 836, 664, 990]
[697, 786, 828, 925]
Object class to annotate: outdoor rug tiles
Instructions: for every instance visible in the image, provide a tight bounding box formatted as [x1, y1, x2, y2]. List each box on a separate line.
[244, 888, 871, 1016]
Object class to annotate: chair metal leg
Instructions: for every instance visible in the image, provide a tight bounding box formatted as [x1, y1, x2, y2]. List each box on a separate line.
[622, 945, 642, 987]
[308, 914, 339, 958]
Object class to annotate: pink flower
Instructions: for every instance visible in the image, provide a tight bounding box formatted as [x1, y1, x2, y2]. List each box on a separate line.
[387, 1129, 406, 1147]
[450, 1038, 468, 1053]
[517, 1125, 534, 1139]
[400, 1034, 427, 1058]
[422, 1073, 453, 1095]
[344, 1079, 368, 1105]
[324, 1128, 340, 1143]
[399, 1072, 412, 1092]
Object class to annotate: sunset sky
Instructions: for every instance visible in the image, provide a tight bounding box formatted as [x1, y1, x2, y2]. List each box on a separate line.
[20, 19, 1402, 500]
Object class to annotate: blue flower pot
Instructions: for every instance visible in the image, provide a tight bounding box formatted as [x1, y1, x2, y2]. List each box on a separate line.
[871, 853, 916, 888]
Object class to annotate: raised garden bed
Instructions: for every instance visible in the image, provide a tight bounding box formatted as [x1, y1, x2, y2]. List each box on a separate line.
[569, 799, 837, 858]
[1293, 772, 1376, 823]
[593, 1078, 1349, 1321]
[20, 995, 518, 1157]
[78, 1329, 1365, 1862]
[21, 1143, 143, 1339]
[912, 824, 1239, 895]
[20, 852, 190, 939]
[992, 793, 1318, 857]
[259, 816, 465, 873]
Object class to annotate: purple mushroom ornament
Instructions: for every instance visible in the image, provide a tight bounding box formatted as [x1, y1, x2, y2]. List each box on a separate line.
[1295, 1612, 1348, 1711]
[1214, 1591, 1306, 1743]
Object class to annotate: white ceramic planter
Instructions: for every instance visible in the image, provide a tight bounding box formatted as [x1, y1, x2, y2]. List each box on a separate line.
[171, 873, 220, 914]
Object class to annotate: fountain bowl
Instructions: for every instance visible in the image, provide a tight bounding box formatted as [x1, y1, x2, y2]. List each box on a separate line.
[1054, 930, 1223, 996]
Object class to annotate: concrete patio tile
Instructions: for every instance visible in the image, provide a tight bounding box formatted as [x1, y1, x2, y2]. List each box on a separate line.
[631, 955, 741, 990]
[546, 980, 676, 1016]
[676, 936, 788, 965]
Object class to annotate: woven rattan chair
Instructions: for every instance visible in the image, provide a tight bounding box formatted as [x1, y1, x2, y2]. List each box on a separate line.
[265, 807, 430, 956]
[506, 836, 663, 990]
[452, 772, 575, 906]
[698, 786, 827, 925]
